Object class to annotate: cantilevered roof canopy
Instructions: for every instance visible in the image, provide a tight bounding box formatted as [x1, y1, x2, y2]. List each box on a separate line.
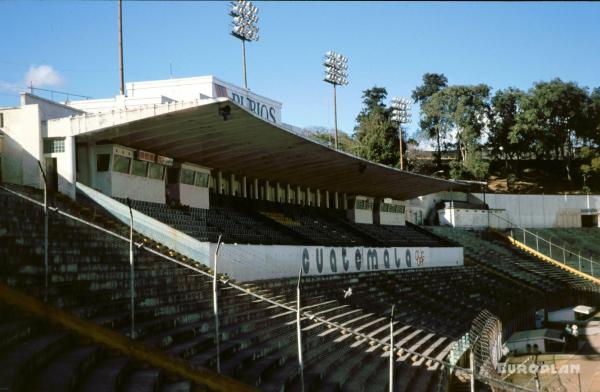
[74, 99, 463, 200]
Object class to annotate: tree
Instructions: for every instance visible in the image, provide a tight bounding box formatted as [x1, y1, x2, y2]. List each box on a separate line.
[514, 79, 591, 181]
[420, 84, 491, 179]
[302, 126, 358, 153]
[412, 73, 448, 168]
[353, 87, 401, 167]
[487, 88, 527, 173]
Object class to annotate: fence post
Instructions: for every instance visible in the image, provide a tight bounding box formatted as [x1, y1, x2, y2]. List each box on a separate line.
[578, 251, 581, 272]
[470, 348, 476, 392]
[126, 198, 135, 338]
[563, 248, 566, 264]
[297, 269, 305, 392]
[549, 242, 552, 258]
[535, 235, 539, 252]
[389, 305, 395, 392]
[213, 235, 223, 374]
[591, 258, 594, 276]
[37, 161, 49, 302]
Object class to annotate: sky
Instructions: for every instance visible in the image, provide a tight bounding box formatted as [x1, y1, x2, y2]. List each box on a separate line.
[1, 1, 600, 139]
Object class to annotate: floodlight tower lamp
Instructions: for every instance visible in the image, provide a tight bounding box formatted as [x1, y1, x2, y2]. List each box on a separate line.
[230, 0, 259, 89]
[391, 96, 412, 170]
[322, 50, 349, 149]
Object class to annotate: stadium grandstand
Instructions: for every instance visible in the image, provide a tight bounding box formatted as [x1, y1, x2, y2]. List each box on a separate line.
[1, 73, 600, 392]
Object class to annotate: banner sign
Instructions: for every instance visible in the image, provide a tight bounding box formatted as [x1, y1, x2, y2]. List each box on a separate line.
[209, 244, 463, 282]
[214, 82, 282, 124]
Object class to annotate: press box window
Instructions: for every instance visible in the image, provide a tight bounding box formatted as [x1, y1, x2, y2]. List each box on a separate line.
[131, 160, 148, 177]
[113, 155, 131, 174]
[96, 154, 110, 172]
[43, 138, 65, 153]
[148, 163, 165, 180]
[181, 168, 196, 185]
[194, 172, 209, 187]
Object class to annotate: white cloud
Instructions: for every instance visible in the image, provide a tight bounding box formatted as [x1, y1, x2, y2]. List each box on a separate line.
[0, 80, 20, 93]
[24, 65, 63, 88]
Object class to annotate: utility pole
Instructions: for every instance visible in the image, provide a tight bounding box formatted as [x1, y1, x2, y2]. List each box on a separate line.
[118, 0, 125, 96]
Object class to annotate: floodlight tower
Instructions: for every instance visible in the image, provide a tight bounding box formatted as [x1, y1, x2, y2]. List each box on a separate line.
[323, 51, 348, 149]
[230, 0, 259, 90]
[391, 97, 412, 170]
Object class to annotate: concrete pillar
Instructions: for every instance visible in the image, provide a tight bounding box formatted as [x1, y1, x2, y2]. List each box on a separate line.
[296, 186, 302, 205]
[253, 178, 259, 199]
[316, 189, 321, 207]
[306, 187, 311, 206]
[265, 180, 270, 201]
[86, 141, 96, 189]
[217, 171, 223, 195]
[334, 192, 339, 209]
[276, 182, 281, 202]
[325, 191, 330, 209]
[242, 176, 247, 198]
[286, 184, 292, 203]
[343, 192, 348, 209]
[230, 173, 235, 196]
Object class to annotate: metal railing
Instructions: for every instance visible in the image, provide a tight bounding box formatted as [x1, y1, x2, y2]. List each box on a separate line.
[489, 211, 600, 280]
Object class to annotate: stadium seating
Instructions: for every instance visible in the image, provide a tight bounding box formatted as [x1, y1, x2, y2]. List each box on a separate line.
[122, 193, 448, 248]
[0, 187, 466, 391]
[2, 186, 597, 391]
[521, 228, 600, 277]
[428, 227, 600, 294]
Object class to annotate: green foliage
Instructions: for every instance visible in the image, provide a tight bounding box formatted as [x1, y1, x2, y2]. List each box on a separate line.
[353, 87, 403, 167]
[303, 126, 358, 153]
[412, 73, 448, 167]
[488, 87, 527, 161]
[420, 83, 491, 179]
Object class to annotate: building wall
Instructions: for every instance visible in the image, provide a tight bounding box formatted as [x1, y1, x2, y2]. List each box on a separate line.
[473, 193, 600, 228]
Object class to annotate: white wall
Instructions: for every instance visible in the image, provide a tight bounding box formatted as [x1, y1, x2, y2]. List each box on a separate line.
[209, 244, 463, 282]
[474, 193, 600, 228]
[178, 183, 209, 209]
[111, 172, 165, 203]
[506, 337, 547, 355]
[438, 208, 511, 229]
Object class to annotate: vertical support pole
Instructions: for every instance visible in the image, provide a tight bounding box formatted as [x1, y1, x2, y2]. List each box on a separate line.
[37, 161, 49, 302]
[523, 229, 526, 244]
[126, 198, 135, 338]
[469, 348, 475, 392]
[578, 251, 581, 271]
[389, 305, 395, 392]
[213, 235, 223, 374]
[398, 124, 404, 170]
[296, 269, 305, 392]
[242, 39, 248, 89]
[591, 258, 594, 276]
[333, 84, 338, 149]
[118, 0, 125, 96]
[536, 235, 539, 252]
[563, 248, 566, 264]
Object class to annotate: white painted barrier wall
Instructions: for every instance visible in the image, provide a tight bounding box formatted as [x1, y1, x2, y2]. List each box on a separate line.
[210, 244, 463, 282]
[473, 193, 600, 228]
[438, 208, 511, 229]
